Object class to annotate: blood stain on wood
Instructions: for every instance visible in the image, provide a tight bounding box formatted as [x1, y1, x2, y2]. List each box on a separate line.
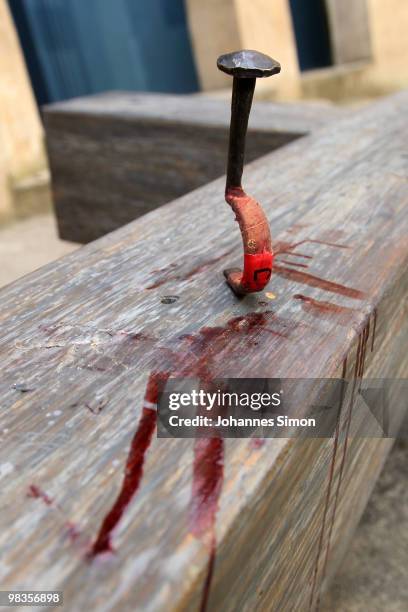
[318, 229, 347, 243]
[322, 338, 361, 572]
[293, 294, 358, 323]
[277, 251, 313, 260]
[280, 260, 309, 269]
[274, 238, 351, 257]
[27, 485, 83, 543]
[146, 248, 234, 290]
[284, 223, 309, 235]
[65, 522, 82, 542]
[89, 311, 288, 560]
[151, 262, 178, 275]
[274, 266, 365, 300]
[250, 438, 266, 449]
[199, 539, 217, 612]
[371, 308, 378, 352]
[179, 312, 294, 348]
[358, 322, 370, 384]
[303, 239, 350, 250]
[27, 485, 53, 506]
[147, 237, 352, 295]
[318, 314, 374, 605]
[88, 373, 164, 557]
[309, 358, 347, 611]
[190, 437, 224, 612]
[190, 438, 224, 536]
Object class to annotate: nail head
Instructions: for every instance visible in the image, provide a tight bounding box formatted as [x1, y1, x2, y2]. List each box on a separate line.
[217, 50, 281, 79]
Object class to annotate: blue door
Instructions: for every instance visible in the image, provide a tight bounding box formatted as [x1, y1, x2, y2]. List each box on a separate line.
[289, 0, 333, 71]
[8, 0, 199, 105]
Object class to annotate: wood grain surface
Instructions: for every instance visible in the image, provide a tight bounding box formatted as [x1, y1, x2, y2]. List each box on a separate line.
[1, 91, 407, 611]
[43, 92, 345, 243]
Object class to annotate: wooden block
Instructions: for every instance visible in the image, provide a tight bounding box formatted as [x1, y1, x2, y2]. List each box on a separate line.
[43, 92, 345, 243]
[1, 92, 407, 611]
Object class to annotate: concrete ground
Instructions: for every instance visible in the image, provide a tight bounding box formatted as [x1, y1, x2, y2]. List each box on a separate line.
[321, 439, 408, 612]
[0, 211, 407, 611]
[0, 213, 77, 288]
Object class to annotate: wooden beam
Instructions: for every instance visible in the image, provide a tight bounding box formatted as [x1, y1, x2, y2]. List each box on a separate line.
[43, 92, 345, 243]
[1, 92, 407, 611]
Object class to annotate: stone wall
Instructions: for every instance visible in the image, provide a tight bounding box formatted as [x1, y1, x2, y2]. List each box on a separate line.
[0, 0, 46, 219]
[185, 0, 300, 99]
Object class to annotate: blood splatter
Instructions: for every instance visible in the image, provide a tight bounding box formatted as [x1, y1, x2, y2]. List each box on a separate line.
[28, 485, 82, 543]
[88, 233, 364, 591]
[250, 438, 266, 450]
[274, 238, 350, 257]
[27, 485, 53, 506]
[273, 237, 365, 301]
[274, 266, 365, 300]
[88, 307, 289, 612]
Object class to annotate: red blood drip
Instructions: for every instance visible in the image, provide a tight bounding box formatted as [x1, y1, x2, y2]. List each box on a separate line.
[89, 310, 291, 565]
[88, 373, 166, 557]
[89, 311, 281, 558]
[274, 238, 350, 258]
[190, 438, 224, 612]
[371, 308, 378, 352]
[190, 438, 224, 537]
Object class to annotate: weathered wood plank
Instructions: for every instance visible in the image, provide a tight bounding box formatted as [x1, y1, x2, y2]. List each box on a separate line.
[43, 92, 345, 243]
[1, 92, 407, 611]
